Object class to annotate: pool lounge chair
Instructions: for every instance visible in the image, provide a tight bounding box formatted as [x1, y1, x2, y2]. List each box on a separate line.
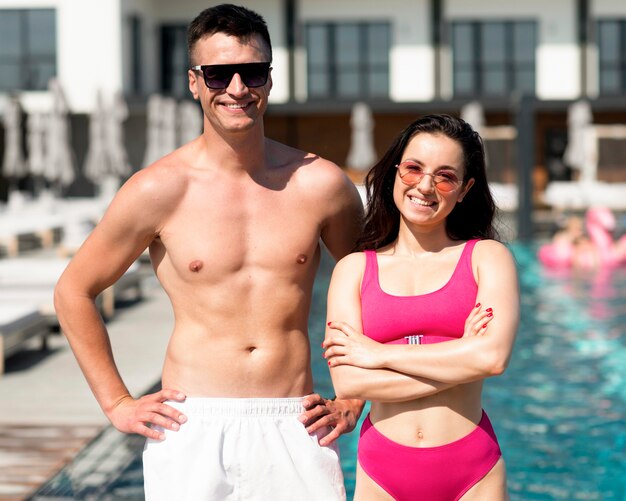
[0, 258, 143, 322]
[489, 183, 518, 212]
[0, 304, 49, 374]
[0, 213, 65, 257]
[543, 181, 626, 210]
[0, 194, 110, 257]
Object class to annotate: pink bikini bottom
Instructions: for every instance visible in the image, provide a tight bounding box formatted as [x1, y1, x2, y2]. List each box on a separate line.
[358, 410, 502, 501]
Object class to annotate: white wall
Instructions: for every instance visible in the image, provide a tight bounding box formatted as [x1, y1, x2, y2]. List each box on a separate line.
[61, 0, 124, 112]
[446, 0, 580, 100]
[592, 0, 626, 16]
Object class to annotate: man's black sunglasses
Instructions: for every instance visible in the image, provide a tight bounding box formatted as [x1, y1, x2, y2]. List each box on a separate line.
[191, 62, 271, 89]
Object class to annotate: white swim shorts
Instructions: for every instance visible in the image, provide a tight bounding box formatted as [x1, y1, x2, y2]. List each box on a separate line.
[142, 397, 346, 500]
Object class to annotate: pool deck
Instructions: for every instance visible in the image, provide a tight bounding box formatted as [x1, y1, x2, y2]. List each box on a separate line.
[0, 266, 172, 500]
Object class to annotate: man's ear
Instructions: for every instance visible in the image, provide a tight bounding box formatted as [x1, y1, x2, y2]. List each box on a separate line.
[189, 69, 200, 100]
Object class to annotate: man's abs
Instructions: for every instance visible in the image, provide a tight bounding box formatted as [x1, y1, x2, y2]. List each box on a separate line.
[161, 324, 314, 397]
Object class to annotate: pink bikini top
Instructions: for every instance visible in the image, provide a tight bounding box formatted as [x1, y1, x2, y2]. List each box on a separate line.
[361, 240, 479, 345]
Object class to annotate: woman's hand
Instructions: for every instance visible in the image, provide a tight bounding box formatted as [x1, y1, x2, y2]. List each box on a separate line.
[463, 303, 494, 338]
[323, 321, 386, 369]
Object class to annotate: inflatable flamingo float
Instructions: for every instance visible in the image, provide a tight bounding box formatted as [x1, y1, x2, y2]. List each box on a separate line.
[538, 207, 626, 269]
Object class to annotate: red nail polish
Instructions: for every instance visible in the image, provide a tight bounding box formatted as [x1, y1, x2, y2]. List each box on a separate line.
[328, 361, 331, 366]
[486, 308, 492, 312]
[482, 324, 487, 328]
[475, 303, 481, 308]
[327, 322, 331, 326]
[487, 313, 493, 317]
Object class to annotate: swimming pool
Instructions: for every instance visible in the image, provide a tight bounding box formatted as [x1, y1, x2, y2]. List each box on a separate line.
[489, 242, 626, 500]
[34, 243, 626, 500]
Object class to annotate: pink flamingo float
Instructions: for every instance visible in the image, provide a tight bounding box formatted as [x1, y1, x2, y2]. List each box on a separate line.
[538, 207, 626, 269]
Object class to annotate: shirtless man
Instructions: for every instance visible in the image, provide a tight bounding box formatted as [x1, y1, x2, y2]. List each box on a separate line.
[54, 4, 363, 500]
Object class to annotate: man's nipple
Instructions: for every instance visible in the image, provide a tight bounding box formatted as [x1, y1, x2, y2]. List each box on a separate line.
[296, 254, 308, 264]
[189, 260, 204, 272]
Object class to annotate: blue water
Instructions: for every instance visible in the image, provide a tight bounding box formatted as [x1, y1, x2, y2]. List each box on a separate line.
[35, 243, 626, 500]
[486, 243, 626, 500]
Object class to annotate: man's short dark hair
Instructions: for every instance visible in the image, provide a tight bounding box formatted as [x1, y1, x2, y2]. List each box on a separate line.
[187, 4, 272, 65]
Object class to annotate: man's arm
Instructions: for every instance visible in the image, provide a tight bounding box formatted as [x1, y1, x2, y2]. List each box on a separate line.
[298, 161, 365, 444]
[54, 166, 187, 439]
[318, 161, 364, 260]
[298, 394, 363, 447]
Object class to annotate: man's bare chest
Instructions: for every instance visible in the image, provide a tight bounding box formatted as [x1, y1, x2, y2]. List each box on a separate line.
[156, 190, 323, 279]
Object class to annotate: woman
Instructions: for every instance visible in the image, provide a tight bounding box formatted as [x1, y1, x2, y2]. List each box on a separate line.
[323, 114, 519, 500]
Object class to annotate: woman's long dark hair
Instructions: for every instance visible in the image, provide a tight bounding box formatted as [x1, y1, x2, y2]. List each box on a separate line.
[356, 114, 497, 251]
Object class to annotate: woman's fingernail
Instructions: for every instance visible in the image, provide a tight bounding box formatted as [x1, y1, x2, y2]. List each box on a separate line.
[475, 303, 481, 308]
[327, 321, 331, 326]
[483, 324, 488, 328]
[486, 308, 493, 312]
[487, 313, 493, 317]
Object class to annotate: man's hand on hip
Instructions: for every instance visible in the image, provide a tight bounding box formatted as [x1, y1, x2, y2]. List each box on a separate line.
[299, 394, 364, 446]
[107, 388, 187, 440]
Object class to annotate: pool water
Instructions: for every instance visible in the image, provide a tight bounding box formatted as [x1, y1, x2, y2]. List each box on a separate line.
[488, 243, 626, 500]
[34, 243, 626, 500]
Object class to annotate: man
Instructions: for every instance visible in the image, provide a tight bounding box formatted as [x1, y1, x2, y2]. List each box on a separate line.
[54, 4, 364, 500]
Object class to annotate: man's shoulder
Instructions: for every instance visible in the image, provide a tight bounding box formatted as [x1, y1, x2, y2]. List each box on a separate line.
[268, 138, 342, 174]
[118, 151, 191, 206]
[294, 152, 351, 190]
[267, 139, 360, 205]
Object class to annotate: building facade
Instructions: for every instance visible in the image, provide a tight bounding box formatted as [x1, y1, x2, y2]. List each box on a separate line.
[1, 0, 626, 199]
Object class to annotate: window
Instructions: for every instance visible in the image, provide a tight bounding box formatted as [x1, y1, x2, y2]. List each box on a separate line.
[0, 9, 56, 91]
[160, 24, 189, 97]
[129, 15, 143, 95]
[306, 22, 390, 100]
[597, 20, 626, 95]
[452, 20, 536, 98]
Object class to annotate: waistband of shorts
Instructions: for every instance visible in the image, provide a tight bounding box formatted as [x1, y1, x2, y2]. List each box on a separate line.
[166, 397, 306, 418]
